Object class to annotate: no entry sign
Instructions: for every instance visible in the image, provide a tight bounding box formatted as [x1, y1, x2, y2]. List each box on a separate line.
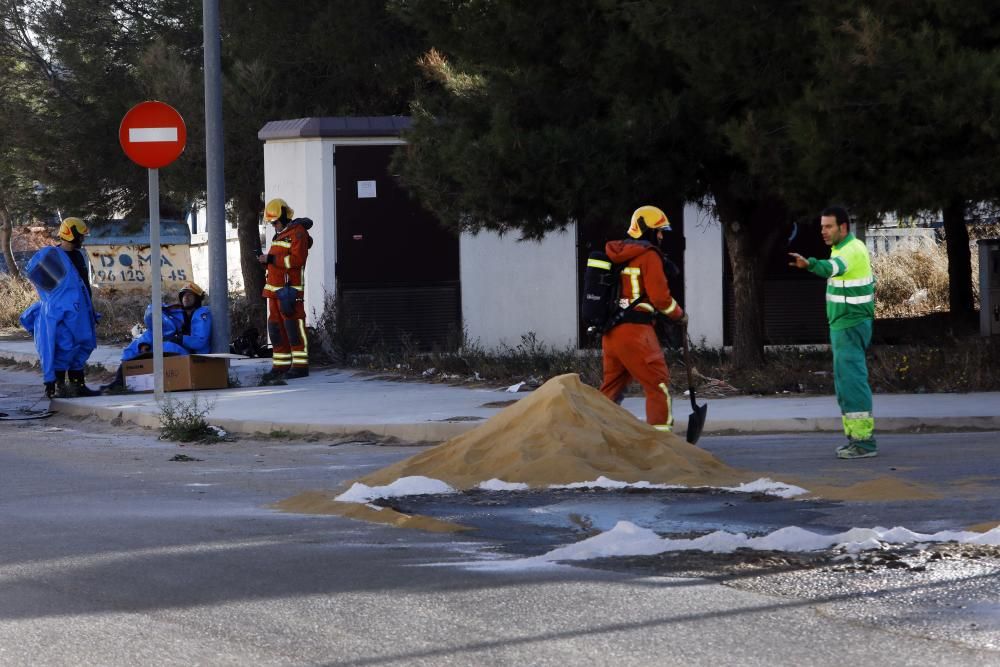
[118, 100, 188, 399]
[118, 101, 187, 169]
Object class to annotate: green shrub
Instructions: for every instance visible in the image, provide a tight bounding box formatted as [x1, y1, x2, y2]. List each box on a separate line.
[158, 395, 224, 443]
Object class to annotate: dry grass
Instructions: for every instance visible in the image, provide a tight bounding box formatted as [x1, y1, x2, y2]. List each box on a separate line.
[1, 273, 148, 342]
[228, 290, 266, 342]
[873, 245, 951, 318]
[872, 222, 999, 317]
[3, 271, 269, 349]
[0, 274, 38, 329]
[92, 290, 148, 344]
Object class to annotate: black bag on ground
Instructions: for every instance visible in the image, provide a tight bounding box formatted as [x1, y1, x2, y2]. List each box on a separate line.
[230, 327, 272, 358]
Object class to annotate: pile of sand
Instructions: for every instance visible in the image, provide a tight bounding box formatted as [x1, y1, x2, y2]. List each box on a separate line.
[352, 373, 747, 490]
[273, 374, 944, 529]
[806, 477, 939, 502]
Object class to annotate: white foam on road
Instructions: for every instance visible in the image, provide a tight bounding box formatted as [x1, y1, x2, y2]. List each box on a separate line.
[721, 478, 809, 498]
[461, 521, 1000, 571]
[336, 475, 809, 503]
[334, 476, 457, 503]
[478, 479, 530, 491]
[551, 476, 807, 498]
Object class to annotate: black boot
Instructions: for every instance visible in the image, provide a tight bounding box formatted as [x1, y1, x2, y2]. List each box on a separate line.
[260, 367, 287, 383]
[44, 381, 56, 399]
[67, 370, 101, 397]
[99, 367, 125, 393]
[284, 367, 309, 380]
[53, 370, 69, 398]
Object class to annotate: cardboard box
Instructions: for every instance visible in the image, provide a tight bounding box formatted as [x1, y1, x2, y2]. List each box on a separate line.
[124, 354, 229, 393]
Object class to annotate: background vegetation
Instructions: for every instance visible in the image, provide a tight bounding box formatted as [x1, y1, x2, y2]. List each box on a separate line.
[2, 0, 999, 375]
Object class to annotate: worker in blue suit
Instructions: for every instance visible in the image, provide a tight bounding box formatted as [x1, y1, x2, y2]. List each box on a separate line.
[121, 282, 212, 361]
[20, 217, 100, 398]
[103, 283, 213, 391]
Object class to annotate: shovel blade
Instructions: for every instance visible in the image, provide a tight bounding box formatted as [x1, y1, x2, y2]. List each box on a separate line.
[685, 403, 708, 445]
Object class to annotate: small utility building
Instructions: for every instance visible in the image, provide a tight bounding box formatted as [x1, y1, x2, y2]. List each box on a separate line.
[258, 116, 824, 352]
[258, 116, 579, 351]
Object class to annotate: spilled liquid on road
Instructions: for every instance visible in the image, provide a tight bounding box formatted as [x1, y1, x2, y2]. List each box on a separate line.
[273, 374, 942, 530]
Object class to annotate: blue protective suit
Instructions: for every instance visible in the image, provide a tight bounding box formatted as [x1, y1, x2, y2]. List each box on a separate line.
[20, 246, 97, 383]
[121, 304, 212, 361]
[178, 305, 212, 354]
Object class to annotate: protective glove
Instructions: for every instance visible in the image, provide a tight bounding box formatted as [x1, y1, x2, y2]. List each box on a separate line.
[44, 381, 55, 399]
[168, 333, 184, 345]
[677, 312, 689, 327]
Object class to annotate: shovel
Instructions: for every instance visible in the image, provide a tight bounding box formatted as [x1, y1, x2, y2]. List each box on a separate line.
[681, 324, 708, 445]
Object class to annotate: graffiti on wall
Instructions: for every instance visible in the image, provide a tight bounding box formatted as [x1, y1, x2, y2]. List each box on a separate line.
[87, 244, 194, 291]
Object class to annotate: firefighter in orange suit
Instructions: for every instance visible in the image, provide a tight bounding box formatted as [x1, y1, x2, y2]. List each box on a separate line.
[259, 198, 312, 381]
[600, 205, 688, 432]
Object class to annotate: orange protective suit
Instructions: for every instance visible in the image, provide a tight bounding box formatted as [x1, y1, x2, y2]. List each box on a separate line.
[599, 240, 685, 431]
[262, 220, 310, 371]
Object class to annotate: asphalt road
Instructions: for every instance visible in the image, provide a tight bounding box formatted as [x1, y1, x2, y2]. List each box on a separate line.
[1, 367, 998, 666]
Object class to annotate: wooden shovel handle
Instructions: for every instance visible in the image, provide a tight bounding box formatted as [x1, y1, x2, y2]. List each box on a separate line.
[681, 322, 698, 410]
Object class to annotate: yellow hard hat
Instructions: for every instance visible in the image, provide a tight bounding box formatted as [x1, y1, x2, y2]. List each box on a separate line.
[627, 205, 670, 239]
[178, 282, 205, 298]
[57, 217, 89, 242]
[264, 198, 294, 222]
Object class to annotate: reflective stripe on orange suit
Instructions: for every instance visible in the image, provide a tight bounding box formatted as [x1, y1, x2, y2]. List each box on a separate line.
[262, 224, 309, 294]
[262, 223, 310, 368]
[267, 299, 308, 368]
[599, 240, 684, 431]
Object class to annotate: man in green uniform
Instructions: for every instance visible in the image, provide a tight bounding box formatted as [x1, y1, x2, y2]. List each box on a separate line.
[790, 206, 877, 459]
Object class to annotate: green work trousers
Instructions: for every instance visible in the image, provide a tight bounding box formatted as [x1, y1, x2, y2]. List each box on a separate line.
[831, 320, 876, 448]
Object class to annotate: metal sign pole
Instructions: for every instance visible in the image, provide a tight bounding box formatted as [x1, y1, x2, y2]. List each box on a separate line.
[149, 167, 164, 400]
[203, 0, 230, 353]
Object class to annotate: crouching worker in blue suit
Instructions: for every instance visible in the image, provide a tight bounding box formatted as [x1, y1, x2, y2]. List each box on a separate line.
[102, 282, 212, 391]
[20, 217, 100, 399]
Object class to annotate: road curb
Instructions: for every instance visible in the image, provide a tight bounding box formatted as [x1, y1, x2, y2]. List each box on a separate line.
[49, 398, 1000, 441]
[49, 399, 482, 442]
[689, 416, 1000, 433]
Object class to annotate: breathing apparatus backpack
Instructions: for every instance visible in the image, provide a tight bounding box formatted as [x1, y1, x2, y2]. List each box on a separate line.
[582, 251, 641, 335]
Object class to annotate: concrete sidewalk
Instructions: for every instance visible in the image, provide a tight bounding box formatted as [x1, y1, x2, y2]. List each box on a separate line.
[3, 340, 999, 440]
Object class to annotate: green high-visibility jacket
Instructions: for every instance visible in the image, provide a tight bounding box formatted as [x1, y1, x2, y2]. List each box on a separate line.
[806, 233, 875, 330]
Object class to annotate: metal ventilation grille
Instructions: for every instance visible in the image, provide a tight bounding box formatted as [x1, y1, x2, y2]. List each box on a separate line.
[725, 278, 829, 345]
[339, 282, 461, 351]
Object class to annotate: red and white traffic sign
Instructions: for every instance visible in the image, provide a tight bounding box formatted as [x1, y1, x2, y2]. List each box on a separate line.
[118, 101, 187, 169]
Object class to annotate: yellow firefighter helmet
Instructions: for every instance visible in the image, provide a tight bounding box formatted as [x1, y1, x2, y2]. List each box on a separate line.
[264, 198, 294, 223]
[627, 205, 670, 239]
[57, 217, 89, 242]
[178, 282, 205, 299]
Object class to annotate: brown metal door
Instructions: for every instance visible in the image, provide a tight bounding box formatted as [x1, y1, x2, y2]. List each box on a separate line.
[334, 145, 461, 349]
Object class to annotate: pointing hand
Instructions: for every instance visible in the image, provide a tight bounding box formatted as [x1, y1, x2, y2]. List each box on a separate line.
[788, 253, 808, 269]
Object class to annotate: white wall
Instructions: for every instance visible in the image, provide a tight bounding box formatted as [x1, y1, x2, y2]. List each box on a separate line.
[263, 139, 337, 324]
[867, 227, 937, 256]
[683, 204, 725, 348]
[190, 226, 243, 293]
[460, 225, 578, 350]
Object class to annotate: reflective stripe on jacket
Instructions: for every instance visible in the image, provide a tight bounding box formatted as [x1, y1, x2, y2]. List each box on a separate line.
[262, 223, 310, 298]
[605, 240, 684, 321]
[807, 233, 875, 330]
